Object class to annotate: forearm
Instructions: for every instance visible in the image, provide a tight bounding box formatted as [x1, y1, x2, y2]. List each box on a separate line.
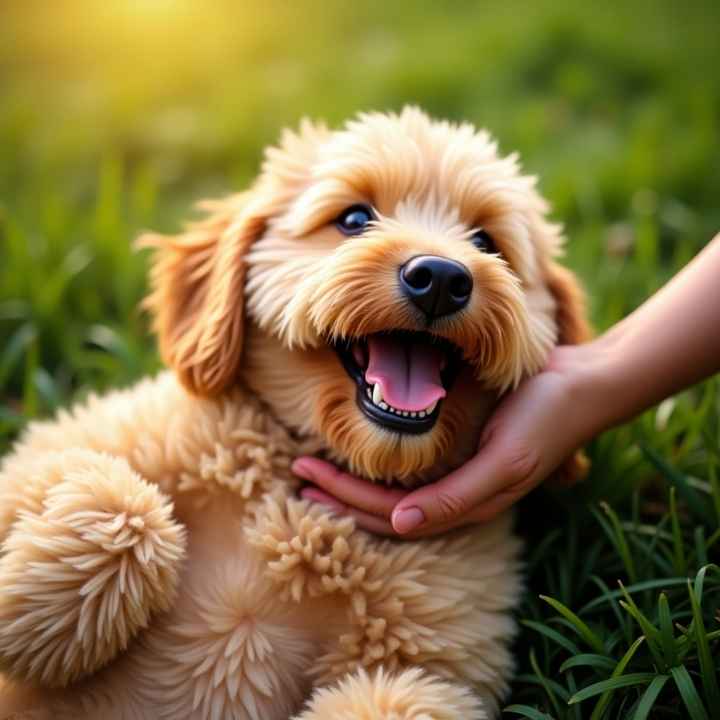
[573, 234, 720, 434]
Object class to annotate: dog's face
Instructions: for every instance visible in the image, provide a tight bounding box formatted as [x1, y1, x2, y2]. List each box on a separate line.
[144, 108, 589, 484]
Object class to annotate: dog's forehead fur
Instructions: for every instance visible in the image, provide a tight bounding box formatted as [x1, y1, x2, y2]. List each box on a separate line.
[264, 107, 562, 287]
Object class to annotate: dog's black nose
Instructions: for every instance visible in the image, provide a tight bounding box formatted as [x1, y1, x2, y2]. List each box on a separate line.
[399, 255, 473, 320]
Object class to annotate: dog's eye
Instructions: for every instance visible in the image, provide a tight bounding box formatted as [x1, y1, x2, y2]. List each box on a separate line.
[335, 205, 375, 236]
[471, 229, 497, 254]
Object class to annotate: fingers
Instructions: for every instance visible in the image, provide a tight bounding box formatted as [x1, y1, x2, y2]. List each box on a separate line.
[299, 486, 398, 536]
[296, 461, 517, 538]
[299, 486, 345, 514]
[390, 437, 540, 534]
[342, 509, 397, 536]
[394, 487, 526, 537]
[293, 445, 540, 538]
[300, 485, 473, 538]
[301, 489, 498, 538]
[292, 457, 408, 518]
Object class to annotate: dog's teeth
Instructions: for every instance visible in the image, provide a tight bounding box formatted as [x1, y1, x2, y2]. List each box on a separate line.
[419, 411, 426, 418]
[402, 411, 408, 417]
[379, 402, 388, 411]
[427, 401, 437, 414]
[366, 387, 371, 398]
[372, 383, 383, 405]
[410, 412, 417, 418]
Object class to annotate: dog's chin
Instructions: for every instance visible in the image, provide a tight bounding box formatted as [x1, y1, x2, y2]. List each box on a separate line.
[240, 320, 487, 484]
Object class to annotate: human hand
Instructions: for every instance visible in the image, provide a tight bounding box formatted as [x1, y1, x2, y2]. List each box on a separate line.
[292, 344, 601, 538]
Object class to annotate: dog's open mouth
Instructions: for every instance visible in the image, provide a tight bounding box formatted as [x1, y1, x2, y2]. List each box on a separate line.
[335, 331, 463, 434]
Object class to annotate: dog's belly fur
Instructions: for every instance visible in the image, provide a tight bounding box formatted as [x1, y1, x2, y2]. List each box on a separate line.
[0, 373, 522, 719]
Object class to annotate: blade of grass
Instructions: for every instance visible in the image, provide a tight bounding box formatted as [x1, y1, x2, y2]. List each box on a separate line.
[589, 636, 645, 720]
[627, 533, 676, 577]
[515, 674, 571, 703]
[675, 376, 718, 460]
[565, 670, 582, 720]
[527, 529, 563, 571]
[502, 705, 555, 720]
[22, 331, 39, 418]
[641, 445, 715, 525]
[670, 665, 709, 720]
[706, 526, 720, 552]
[528, 649, 563, 718]
[693, 564, 719, 600]
[559, 654, 616, 673]
[575, 540, 604, 598]
[618, 582, 665, 668]
[0, 323, 36, 391]
[568, 673, 656, 705]
[694, 527, 708, 569]
[708, 458, 720, 525]
[668, 488, 687, 576]
[632, 675, 670, 720]
[539, 595, 605, 654]
[521, 620, 581, 655]
[586, 576, 631, 643]
[33, 367, 61, 413]
[594, 503, 637, 583]
[580, 577, 688, 614]
[657, 593, 677, 666]
[687, 578, 720, 711]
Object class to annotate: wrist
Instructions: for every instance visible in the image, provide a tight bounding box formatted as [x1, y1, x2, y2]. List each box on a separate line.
[548, 335, 629, 441]
[571, 323, 653, 435]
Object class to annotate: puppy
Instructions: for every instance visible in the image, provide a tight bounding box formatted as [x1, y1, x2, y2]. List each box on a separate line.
[0, 107, 588, 719]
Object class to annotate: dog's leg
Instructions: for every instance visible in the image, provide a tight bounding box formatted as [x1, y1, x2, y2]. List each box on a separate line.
[293, 667, 487, 719]
[0, 449, 186, 688]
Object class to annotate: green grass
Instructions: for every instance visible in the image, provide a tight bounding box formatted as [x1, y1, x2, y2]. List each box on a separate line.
[513, 379, 720, 717]
[1, 1, 719, 716]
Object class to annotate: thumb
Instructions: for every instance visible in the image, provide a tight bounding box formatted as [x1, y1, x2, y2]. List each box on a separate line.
[390, 435, 540, 534]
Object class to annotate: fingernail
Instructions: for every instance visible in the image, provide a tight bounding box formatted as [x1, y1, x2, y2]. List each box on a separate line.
[392, 507, 425, 534]
[292, 459, 312, 480]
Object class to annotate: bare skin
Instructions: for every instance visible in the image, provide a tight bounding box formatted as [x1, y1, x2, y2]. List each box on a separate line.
[293, 233, 720, 538]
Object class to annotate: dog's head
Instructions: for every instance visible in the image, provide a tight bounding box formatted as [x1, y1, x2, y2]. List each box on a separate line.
[143, 107, 589, 484]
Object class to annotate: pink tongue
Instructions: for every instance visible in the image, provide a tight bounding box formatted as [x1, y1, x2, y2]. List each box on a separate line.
[365, 336, 446, 412]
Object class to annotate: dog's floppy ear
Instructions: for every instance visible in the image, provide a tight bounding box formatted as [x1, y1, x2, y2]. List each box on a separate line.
[139, 120, 328, 395]
[545, 261, 592, 345]
[139, 192, 272, 396]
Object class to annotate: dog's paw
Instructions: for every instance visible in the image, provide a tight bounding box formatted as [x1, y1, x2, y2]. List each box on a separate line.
[0, 450, 186, 686]
[294, 667, 487, 720]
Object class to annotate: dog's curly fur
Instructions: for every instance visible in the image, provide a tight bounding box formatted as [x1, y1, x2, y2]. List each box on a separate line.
[0, 107, 589, 719]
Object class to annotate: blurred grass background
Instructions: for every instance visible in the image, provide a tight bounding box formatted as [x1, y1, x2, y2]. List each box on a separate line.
[1, 1, 719, 717]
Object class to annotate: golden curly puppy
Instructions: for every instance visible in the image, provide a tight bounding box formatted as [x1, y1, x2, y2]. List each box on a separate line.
[0, 107, 588, 719]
